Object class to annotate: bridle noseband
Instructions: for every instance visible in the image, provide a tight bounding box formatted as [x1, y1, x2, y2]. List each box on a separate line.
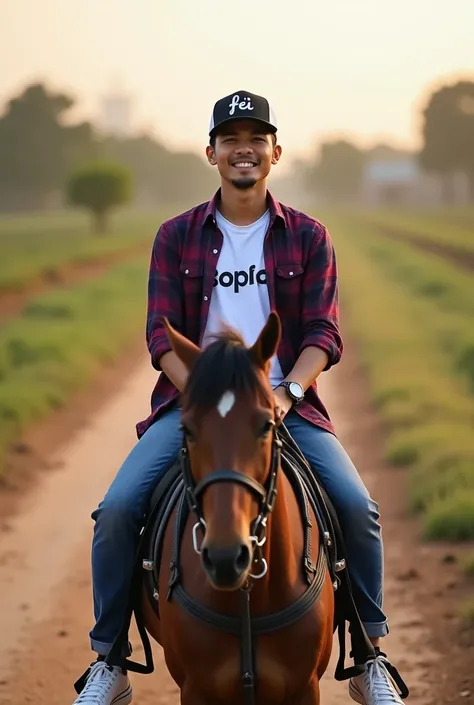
[179, 423, 282, 578]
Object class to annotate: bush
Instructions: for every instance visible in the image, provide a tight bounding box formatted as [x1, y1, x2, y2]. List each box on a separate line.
[66, 161, 132, 233]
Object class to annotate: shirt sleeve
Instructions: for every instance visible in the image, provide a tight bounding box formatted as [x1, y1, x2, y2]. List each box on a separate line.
[299, 223, 343, 370]
[146, 221, 184, 371]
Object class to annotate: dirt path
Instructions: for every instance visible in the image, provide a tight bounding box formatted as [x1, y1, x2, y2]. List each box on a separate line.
[0, 349, 472, 704]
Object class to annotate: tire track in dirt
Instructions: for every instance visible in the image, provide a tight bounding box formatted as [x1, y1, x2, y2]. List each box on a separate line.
[0, 347, 472, 704]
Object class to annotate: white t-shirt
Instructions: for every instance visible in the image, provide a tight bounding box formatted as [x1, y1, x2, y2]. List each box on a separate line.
[201, 209, 285, 389]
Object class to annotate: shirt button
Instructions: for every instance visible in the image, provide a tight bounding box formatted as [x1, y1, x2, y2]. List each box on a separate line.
[184, 269, 189, 274]
[213, 249, 218, 254]
[289, 271, 294, 276]
[204, 296, 208, 301]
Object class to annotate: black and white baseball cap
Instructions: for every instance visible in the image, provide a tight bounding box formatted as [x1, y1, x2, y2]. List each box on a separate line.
[209, 90, 278, 137]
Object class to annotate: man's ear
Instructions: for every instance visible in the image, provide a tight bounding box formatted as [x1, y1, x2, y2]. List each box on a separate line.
[206, 145, 217, 166]
[272, 143, 282, 165]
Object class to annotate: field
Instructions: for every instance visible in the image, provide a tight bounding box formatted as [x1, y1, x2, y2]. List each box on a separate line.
[0, 208, 168, 473]
[0, 209, 173, 293]
[318, 206, 474, 618]
[0, 203, 473, 621]
[345, 207, 474, 261]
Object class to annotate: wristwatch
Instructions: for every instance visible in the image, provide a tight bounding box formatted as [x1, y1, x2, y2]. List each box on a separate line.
[278, 381, 305, 405]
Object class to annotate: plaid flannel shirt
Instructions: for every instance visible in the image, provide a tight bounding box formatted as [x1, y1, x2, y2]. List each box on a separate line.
[136, 189, 343, 438]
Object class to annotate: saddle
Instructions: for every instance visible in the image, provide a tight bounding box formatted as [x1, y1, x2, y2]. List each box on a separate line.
[99, 423, 377, 686]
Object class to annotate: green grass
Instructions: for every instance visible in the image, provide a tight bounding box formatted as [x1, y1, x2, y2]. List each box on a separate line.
[345, 222, 474, 396]
[0, 254, 149, 473]
[346, 207, 474, 256]
[462, 554, 474, 578]
[409, 207, 474, 232]
[0, 208, 170, 292]
[460, 600, 474, 625]
[318, 212, 474, 544]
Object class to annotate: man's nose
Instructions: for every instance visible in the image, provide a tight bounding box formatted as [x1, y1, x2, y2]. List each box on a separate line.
[235, 144, 254, 154]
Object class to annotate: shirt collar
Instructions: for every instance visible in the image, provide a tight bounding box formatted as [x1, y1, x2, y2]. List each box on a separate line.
[203, 188, 287, 228]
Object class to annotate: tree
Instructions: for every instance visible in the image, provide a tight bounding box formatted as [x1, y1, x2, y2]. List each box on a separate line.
[0, 80, 217, 214]
[307, 139, 365, 202]
[419, 80, 474, 200]
[0, 82, 95, 211]
[66, 162, 132, 233]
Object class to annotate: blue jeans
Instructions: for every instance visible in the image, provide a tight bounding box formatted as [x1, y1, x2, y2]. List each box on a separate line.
[89, 408, 387, 655]
[283, 412, 388, 639]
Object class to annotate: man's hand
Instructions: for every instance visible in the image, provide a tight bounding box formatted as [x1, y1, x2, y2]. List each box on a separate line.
[274, 385, 293, 425]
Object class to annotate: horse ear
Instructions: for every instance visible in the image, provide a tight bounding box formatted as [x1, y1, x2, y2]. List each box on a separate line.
[249, 311, 282, 369]
[162, 317, 201, 370]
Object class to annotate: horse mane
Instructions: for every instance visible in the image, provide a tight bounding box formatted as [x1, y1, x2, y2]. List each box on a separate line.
[182, 327, 273, 413]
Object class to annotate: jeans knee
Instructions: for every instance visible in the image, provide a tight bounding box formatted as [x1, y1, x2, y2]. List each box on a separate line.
[91, 492, 143, 534]
[338, 489, 380, 534]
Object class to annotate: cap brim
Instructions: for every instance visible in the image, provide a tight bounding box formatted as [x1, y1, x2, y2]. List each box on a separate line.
[209, 116, 277, 137]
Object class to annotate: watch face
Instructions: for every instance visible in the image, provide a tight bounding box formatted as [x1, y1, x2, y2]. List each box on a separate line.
[289, 382, 303, 399]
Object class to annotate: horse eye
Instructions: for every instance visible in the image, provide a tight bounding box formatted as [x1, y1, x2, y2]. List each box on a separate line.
[259, 419, 274, 438]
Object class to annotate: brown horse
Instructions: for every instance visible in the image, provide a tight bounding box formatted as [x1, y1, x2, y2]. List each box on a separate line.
[140, 311, 336, 704]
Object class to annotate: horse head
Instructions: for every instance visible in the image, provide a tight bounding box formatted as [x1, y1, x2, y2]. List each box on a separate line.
[163, 312, 282, 591]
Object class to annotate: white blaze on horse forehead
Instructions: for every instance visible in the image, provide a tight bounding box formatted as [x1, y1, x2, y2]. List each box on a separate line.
[217, 390, 236, 418]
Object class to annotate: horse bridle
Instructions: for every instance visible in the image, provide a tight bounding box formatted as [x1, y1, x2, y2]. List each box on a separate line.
[179, 422, 282, 578]
[174, 423, 331, 705]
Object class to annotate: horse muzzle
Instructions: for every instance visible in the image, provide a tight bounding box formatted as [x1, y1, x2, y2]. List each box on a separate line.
[201, 541, 252, 590]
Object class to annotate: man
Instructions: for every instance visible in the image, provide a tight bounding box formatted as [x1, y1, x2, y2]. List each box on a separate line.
[73, 91, 407, 705]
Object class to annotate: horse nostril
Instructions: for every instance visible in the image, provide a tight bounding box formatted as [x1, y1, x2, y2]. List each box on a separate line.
[201, 546, 212, 572]
[235, 543, 250, 571]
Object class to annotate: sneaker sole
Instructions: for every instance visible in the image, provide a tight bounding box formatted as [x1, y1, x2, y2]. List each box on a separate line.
[111, 685, 133, 705]
[349, 679, 366, 705]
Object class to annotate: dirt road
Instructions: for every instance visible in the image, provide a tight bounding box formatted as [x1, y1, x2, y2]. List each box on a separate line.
[0, 349, 472, 704]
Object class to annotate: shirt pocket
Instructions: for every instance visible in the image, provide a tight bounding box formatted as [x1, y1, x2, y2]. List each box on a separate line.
[180, 261, 204, 296]
[275, 264, 304, 283]
[275, 264, 304, 309]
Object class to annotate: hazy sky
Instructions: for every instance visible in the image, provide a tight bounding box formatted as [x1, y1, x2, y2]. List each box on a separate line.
[1, 0, 473, 168]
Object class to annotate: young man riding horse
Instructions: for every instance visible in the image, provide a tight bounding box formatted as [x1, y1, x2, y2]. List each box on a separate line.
[72, 91, 408, 704]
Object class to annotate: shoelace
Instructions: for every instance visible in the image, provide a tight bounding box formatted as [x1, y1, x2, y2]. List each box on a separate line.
[76, 662, 118, 704]
[364, 657, 402, 704]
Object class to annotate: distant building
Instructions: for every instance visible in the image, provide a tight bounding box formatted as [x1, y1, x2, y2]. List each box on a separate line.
[361, 148, 440, 206]
[361, 146, 469, 206]
[98, 88, 133, 137]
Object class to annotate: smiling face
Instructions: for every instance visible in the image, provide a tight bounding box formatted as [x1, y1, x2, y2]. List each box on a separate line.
[206, 119, 282, 190]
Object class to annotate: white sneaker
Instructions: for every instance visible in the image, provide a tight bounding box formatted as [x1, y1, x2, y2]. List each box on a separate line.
[73, 661, 132, 705]
[349, 651, 408, 704]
